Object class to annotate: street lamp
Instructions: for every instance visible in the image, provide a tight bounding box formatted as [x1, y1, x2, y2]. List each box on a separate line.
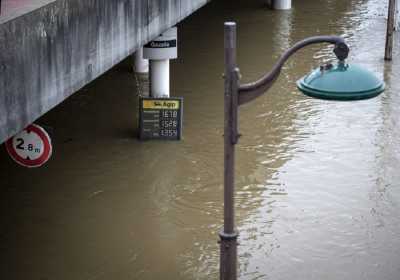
[219, 22, 384, 280]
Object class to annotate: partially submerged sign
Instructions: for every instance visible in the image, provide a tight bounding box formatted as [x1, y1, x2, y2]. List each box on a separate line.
[143, 27, 178, 60]
[139, 97, 183, 140]
[5, 124, 52, 167]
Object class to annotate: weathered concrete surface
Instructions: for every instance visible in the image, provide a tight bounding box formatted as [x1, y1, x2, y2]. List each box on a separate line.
[0, 0, 209, 144]
[0, 0, 57, 22]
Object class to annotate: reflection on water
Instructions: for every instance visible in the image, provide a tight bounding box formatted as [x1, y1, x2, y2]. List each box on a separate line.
[1, 0, 400, 279]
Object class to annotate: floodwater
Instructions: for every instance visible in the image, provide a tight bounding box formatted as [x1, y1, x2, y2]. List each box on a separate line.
[1, 0, 400, 279]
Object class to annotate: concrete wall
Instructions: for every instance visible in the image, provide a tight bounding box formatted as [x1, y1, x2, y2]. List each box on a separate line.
[0, 0, 209, 144]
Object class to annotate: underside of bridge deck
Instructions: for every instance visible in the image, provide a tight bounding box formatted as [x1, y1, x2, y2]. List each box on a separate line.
[0, 0, 209, 144]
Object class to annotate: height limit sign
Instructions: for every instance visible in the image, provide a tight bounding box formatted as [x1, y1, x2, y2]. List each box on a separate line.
[5, 124, 52, 168]
[139, 97, 183, 140]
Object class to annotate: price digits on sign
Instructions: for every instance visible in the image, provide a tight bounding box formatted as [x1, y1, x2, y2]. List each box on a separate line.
[162, 110, 178, 118]
[160, 109, 178, 137]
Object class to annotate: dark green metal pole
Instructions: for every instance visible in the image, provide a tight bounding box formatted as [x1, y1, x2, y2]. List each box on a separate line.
[220, 22, 239, 280]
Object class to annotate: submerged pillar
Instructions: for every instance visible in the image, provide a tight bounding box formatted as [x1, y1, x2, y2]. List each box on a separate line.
[149, 60, 170, 97]
[268, 0, 292, 10]
[133, 47, 149, 74]
[144, 27, 178, 98]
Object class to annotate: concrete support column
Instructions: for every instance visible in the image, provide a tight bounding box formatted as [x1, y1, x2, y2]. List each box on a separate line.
[150, 60, 170, 97]
[268, 0, 292, 10]
[143, 27, 177, 98]
[133, 47, 149, 74]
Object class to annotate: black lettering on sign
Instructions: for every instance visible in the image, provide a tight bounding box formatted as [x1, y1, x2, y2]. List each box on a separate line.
[16, 138, 24, 150]
[144, 40, 177, 49]
[139, 97, 183, 141]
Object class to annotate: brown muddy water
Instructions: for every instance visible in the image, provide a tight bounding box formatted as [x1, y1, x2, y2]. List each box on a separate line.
[1, 0, 400, 279]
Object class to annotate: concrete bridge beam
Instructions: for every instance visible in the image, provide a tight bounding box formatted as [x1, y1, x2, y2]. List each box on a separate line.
[0, 0, 209, 144]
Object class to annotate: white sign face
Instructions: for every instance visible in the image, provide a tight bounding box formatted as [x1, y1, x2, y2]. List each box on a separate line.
[5, 124, 52, 168]
[143, 27, 178, 60]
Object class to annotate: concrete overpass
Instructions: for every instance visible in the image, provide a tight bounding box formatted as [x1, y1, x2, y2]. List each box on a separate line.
[0, 0, 209, 144]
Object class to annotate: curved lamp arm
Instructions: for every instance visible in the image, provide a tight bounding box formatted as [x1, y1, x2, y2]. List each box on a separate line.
[238, 36, 350, 105]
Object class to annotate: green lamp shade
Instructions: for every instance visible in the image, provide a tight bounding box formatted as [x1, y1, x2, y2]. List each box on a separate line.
[297, 63, 385, 101]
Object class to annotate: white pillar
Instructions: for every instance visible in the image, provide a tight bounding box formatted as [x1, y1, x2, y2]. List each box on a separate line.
[144, 27, 177, 98]
[150, 59, 170, 97]
[273, 0, 292, 10]
[133, 47, 149, 73]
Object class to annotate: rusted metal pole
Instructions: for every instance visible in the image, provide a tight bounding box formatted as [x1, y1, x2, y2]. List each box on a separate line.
[397, 0, 400, 30]
[220, 22, 239, 280]
[238, 36, 348, 105]
[385, 0, 396, 60]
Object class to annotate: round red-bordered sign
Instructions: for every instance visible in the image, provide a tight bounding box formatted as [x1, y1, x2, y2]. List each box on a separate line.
[5, 124, 52, 168]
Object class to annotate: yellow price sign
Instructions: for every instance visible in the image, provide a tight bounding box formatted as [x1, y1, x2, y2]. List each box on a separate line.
[142, 100, 180, 110]
[139, 97, 183, 140]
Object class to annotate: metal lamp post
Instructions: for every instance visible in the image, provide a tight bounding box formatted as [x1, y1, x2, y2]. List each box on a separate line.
[220, 21, 384, 280]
